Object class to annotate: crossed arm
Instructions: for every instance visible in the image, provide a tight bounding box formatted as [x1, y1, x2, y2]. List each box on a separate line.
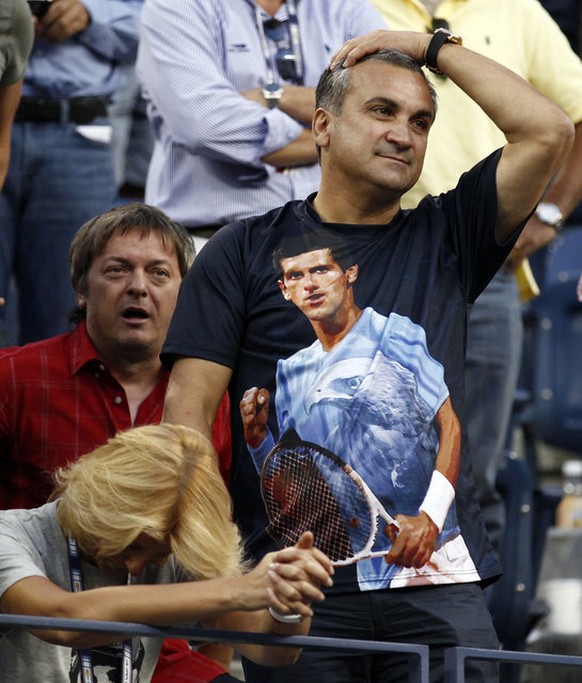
[241, 86, 318, 167]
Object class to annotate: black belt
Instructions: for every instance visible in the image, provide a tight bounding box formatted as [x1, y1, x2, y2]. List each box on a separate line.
[186, 225, 224, 239]
[15, 97, 108, 125]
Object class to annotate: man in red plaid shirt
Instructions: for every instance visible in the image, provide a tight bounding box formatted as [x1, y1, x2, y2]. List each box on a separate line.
[0, 202, 236, 683]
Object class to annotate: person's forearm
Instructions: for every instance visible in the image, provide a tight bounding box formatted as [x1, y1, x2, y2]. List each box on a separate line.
[4, 537, 332, 657]
[428, 33, 574, 241]
[0, 82, 23, 190]
[227, 607, 311, 666]
[433, 397, 461, 485]
[418, 398, 460, 532]
[241, 87, 317, 166]
[277, 85, 315, 125]
[510, 122, 582, 262]
[262, 129, 318, 168]
[540, 121, 582, 219]
[163, 358, 232, 440]
[7, 574, 263, 650]
[74, 0, 142, 62]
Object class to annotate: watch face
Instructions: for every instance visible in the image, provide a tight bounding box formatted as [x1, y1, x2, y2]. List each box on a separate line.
[263, 83, 283, 99]
[262, 84, 283, 108]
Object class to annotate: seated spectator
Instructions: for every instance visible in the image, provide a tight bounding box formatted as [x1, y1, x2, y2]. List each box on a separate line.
[0, 422, 334, 682]
[0, 202, 231, 509]
[0, 202, 233, 681]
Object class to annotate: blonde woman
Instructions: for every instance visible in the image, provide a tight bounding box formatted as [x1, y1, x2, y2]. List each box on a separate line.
[0, 423, 333, 683]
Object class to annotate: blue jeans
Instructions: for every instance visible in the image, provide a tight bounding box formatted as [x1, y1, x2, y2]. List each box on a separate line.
[0, 119, 116, 344]
[464, 269, 523, 554]
[243, 583, 499, 683]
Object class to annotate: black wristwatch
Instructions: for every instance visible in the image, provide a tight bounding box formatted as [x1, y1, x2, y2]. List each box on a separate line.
[425, 28, 463, 76]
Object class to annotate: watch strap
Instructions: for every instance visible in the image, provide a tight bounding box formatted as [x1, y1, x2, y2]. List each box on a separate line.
[425, 29, 461, 76]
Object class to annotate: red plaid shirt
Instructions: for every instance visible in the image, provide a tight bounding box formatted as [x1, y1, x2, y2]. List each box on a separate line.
[0, 321, 231, 509]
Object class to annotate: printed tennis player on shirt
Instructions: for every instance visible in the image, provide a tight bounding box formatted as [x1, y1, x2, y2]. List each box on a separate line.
[240, 231, 477, 589]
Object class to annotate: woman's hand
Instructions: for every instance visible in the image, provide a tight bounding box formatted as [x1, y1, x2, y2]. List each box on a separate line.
[266, 531, 333, 618]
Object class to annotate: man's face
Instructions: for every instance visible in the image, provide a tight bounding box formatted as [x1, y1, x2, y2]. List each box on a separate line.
[78, 230, 182, 361]
[278, 248, 358, 323]
[97, 533, 172, 578]
[315, 60, 434, 196]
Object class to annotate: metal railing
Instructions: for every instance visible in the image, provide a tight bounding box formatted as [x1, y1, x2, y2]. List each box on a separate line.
[0, 614, 430, 683]
[3, 614, 582, 682]
[444, 645, 582, 682]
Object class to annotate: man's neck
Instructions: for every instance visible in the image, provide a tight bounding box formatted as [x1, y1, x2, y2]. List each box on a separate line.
[99, 351, 165, 424]
[106, 355, 163, 387]
[255, 0, 285, 17]
[312, 306, 363, 352]
[312, 190, 400, 226]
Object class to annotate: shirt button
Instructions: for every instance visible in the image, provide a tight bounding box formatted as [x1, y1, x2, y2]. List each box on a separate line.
[98, 364, 105, 372]
[114, 396, 123, 405]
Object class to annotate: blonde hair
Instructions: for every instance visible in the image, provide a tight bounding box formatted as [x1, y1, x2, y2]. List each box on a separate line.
[53, 424, 244, 580]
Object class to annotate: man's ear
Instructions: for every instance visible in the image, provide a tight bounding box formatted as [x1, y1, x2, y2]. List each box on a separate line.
[312, 107, 332, 149]
[278, 279, 292, 301]
[76, 290, 87, 309]
[346, 264, 359, 285]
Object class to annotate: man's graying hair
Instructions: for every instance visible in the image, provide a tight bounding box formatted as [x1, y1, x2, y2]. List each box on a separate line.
[315, 49, 438, 115]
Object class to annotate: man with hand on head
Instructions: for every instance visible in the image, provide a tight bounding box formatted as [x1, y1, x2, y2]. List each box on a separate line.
[370, 0, 582, 559]
[162, 29, 573, 682]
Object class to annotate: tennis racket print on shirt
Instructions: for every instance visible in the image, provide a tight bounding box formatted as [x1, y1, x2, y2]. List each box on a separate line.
[260, 429, 399, 566]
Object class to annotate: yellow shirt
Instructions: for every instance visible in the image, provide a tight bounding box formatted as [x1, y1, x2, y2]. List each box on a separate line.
[370, 0, 582, 208]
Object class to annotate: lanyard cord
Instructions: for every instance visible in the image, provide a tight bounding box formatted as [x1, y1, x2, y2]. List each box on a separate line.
[286, 0, 303, 83]
[254, 0, 304, 87]
[67, 537, 133, 683]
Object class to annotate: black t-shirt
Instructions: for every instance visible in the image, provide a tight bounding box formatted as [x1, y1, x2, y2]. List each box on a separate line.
[163, 149, 516, 592]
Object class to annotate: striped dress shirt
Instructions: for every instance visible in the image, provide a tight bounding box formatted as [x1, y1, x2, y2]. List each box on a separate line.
[138, 0, 386, 228]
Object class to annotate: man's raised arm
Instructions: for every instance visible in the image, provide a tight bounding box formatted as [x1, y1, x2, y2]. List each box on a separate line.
[332, 30, 575, 242]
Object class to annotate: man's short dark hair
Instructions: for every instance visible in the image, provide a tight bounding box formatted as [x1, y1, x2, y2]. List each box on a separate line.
[69, 203, 195, 323]
[272, 230, 355, 277]
[315, 49, 438, 116]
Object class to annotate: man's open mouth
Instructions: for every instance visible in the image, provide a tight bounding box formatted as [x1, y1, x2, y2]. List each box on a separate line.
[121, 307, 150, 320]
